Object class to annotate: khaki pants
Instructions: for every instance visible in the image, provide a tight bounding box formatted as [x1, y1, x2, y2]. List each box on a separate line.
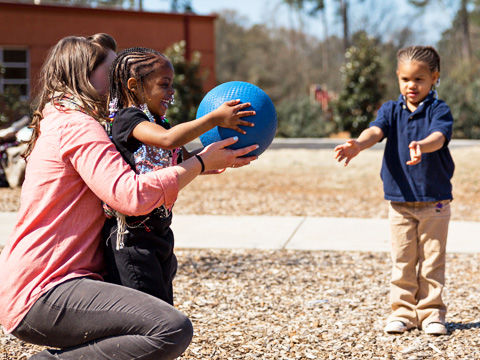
[387, 200, 450, 329]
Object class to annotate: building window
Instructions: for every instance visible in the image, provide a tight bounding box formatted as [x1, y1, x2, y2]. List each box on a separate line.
[0, 48, 29, 100]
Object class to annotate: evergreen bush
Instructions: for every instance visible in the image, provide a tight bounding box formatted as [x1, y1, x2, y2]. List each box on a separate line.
[276, 95, 335, 138]
[333, 32, 384, 138]
[164, 41, 206, 125]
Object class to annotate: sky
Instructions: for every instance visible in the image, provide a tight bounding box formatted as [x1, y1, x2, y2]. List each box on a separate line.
[143, 0, 457, 45]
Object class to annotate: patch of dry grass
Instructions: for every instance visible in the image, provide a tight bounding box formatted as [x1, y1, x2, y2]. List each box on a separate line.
[2, 145, 479, 220]
[174, 145, 480, 221]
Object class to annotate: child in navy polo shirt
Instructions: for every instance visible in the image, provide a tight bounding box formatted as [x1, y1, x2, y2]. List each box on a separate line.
[334, 46, 454, 336]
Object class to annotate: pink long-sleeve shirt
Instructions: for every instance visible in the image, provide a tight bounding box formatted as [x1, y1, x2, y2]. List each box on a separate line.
[0, 106, 179, 333]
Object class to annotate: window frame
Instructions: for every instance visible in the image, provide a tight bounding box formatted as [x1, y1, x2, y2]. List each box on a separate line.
[0, 47, 30, 100]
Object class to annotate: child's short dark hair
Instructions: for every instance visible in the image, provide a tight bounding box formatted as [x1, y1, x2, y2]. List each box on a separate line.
[397, 46, 440, 73]
[109, 47, 170, 109]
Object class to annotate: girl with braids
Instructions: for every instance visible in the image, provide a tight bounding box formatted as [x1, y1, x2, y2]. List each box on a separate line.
[102, 47, 255, 304]
[334, 46, 454, 336]
[0, 36, 257, 359]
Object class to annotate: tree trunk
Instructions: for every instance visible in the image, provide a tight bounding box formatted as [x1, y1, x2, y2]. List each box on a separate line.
[321, 8, 329, 71]
[339, 0, 349, 51]
[460, 0, 472, 60]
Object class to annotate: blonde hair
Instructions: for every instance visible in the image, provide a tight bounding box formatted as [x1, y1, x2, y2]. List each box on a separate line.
[23, 33, 117, 160]
[397, 45, 440, 73]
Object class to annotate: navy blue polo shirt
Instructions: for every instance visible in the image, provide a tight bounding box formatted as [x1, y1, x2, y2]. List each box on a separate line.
[369, 92, 454, 202]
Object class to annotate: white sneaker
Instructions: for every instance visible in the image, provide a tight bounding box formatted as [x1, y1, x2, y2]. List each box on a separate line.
[424, 322, 447, 335]
[384, 321, 407, 334]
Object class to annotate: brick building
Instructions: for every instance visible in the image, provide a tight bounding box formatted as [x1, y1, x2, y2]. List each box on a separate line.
[0, 2, 216, 99]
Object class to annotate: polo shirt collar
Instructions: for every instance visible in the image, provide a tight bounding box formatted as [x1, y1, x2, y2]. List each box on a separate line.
[399, 91, 437, 112]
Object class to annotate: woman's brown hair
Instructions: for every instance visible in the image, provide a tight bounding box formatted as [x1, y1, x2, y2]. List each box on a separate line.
[23, 33, 117, 160]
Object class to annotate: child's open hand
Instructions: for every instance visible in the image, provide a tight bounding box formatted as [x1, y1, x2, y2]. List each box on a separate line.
[407, 141, 422, 165]
[334, 139, 361, 166]
[213, 99, 255, 134]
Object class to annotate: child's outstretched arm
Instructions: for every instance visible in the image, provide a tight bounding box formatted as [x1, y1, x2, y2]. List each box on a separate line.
[406, 131, 446, 165]
[334, 126, 383, 166]
[132, 100, 255, 150]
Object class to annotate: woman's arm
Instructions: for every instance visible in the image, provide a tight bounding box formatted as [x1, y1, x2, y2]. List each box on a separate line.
[62, 114, 257, 216]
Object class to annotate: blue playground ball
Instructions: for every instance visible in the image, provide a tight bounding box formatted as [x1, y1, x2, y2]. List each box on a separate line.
[197, 81, 277, 157]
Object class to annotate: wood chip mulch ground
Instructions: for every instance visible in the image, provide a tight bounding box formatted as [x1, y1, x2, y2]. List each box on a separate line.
[1, 146, 480, 359]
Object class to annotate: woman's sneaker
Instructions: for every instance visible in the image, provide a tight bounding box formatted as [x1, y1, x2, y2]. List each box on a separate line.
[384, 321, 407, 334]
[424, 322, 447, 335]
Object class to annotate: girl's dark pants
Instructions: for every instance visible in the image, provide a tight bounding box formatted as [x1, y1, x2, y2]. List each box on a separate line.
[102, 213, 177, 305]
[12, 277, 193, 359]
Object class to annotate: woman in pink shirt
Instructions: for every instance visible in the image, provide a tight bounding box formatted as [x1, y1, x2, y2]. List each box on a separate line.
[0, 34, 257, 359]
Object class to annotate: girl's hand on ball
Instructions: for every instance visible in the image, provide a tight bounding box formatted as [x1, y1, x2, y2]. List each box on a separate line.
[199, 136, 258, 171]
[213, 99, 255, 134]
[198, 82, 276, 157]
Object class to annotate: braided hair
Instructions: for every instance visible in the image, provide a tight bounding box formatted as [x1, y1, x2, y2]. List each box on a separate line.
[397, 46, 441, 74]
[108, 47, 170, 112]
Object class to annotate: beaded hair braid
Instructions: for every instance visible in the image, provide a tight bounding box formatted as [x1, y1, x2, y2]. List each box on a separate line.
[397, 45, 441, 74]
[108, 47, 169, 112]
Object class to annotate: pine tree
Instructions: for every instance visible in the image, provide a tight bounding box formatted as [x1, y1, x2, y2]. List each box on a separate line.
[333, 32, 384, 137]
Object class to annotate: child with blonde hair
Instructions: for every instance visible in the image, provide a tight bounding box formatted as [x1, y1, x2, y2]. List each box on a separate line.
[335, 46, 454, 336]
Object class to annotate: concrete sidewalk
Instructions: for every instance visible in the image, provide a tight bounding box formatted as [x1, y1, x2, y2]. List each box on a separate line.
[1, 212, 479, 253]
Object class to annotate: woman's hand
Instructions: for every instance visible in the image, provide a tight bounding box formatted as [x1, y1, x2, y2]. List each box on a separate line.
[175, 137, 258, 190]
[198, 136, 258, 171]
[212, 100, 255, 134]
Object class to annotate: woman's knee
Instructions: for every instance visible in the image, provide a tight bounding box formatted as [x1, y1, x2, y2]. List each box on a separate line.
[153, 310, 193, 358]
[171, 311, 193, 352]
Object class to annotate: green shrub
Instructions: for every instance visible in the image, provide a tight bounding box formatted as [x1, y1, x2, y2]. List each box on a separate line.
[164, 41, 206, 125]
[333, 32, 384, 138]
[276, 95, 335, 138]
[439, 74, 480, 139]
